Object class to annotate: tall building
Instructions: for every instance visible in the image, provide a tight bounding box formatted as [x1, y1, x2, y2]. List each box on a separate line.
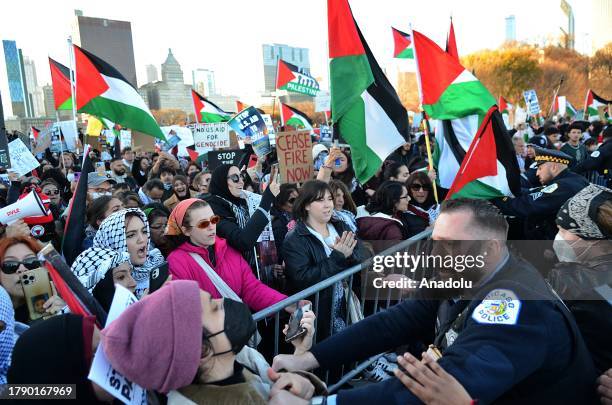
[138, 49, 192, 113]
[192, 68, 216, 97]
[559, 0, 575, 50]
[42, 85, 55, 118]
[2, 40, 27, 117]
[262, 43, 310, 95]
[146, 64, 158, 83]
[73, 12, 138, 87]
[23, 58, 45, 117]
[591, 0, 612, 54]
[505, 15, 516, 42]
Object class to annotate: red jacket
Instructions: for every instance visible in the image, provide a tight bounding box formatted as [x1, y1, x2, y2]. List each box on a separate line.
[357, 214, 405, 241]
[167, 237, 287, 312]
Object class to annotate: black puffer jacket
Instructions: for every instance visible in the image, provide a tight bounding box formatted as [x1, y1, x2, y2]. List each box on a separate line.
[282, 218, 365, 342]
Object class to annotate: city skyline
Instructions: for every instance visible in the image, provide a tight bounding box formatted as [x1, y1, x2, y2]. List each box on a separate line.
[0, 0, 603, 117]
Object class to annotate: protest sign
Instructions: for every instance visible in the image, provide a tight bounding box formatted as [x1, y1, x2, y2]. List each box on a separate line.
[207, 149, 247, 171]
[262, 114, 276, 146]
[49, 124, 66, 153]
[189, 122, 230, 154]
[52, 121, 79, 152]
[8, 139, 40, 176]
[319, 125, 332, 144]
[89, 285, 147, 405]
[32, 126, 52, 155]
[120, 130, 132, 149]
[276, 131, 313, 183]
[315, 94, 331, 112]
[523, 89, 541, 115]
[228, 107, 271, 156]
[131, 131, 156, 152]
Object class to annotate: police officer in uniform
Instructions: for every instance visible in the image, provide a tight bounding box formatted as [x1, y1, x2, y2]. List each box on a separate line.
[492, 147, 590, 240]
[270, 199, 598, 405]
[574, 125, 612, 187]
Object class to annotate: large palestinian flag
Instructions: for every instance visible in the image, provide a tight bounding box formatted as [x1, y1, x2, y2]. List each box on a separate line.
[191, 89, 231, 123]
[391, 27, 414, 59]
[48, 57, 73, 110]
[73, 45, 165, 140]
[280, 103, 313, 130]
[584, 89, 611, 122]
[412, 29, 520, 199]
[328, 0, 408, 184]
[276, 59, 320, 96]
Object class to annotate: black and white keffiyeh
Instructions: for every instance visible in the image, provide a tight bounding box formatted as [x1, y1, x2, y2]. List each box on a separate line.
[93, 208, 165, 297]
[556, 184, 612, 240]
[71, 248, 131, 293]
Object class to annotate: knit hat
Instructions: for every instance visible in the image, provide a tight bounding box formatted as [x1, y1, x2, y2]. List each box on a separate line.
[100, 280, 203, 393]
[312, 143, 329, 161]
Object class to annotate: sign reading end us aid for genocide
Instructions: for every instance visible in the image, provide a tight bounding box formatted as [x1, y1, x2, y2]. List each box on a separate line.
[276, 130, 313, 184]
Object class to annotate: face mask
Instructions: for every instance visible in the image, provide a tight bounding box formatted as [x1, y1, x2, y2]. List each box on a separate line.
[67, 173, 75, 182]
[91, 192, 112, 200]
[553, 233, 577, 262]
[203, 298, 256, 356]
[163, 183, 172, 191]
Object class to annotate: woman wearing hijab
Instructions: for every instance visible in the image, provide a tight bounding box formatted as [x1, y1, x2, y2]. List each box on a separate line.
[206, 164, 281, 271]
[0, 286, 16, 384]
[166, 199, 286, 312]
[8, 313, 114, 404]
[549, 184, 612, 375]
[71, 248, 137, 312]
[93, 208, 165, 298]
[164, 174, 196, 211]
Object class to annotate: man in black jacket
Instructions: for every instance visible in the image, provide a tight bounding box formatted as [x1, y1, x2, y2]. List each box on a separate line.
[574, 125, 612, 187]
[271, 199, 597, 404]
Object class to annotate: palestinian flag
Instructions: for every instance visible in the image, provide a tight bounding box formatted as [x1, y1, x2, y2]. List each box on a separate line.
[276, 59, 320, 96]
[31, 126, 40, 140]
[191, 89, 231, 123]
[584, 89, 611, 121]
[499, 96, 510, 115]
[566, 100, 577, 117]
[280, 103, 313, 130]
[236, 100, 247, 113]
[186, 144, 199, 161]
[48, 57, 73, 110]
[412, 29, 520, 199]
[327, 0, 408, 184]
[391, 27, 414, 59]
[73, 45, 165, 140]
[446, 18, 459, 61]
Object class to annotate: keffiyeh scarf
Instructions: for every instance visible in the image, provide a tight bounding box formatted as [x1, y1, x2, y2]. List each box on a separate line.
[71, 248, 132, 293]
[556, 184, 612, 240]
[0, 286, 16, 384]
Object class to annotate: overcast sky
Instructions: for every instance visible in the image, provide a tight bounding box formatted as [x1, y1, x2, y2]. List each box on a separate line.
[0, 0, 593, 117]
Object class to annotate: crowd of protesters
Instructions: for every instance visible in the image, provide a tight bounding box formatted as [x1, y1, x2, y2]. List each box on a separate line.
[0, 114, 610, 404]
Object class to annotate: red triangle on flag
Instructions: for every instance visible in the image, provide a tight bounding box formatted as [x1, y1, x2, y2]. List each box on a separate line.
[236, 100, 247, 112]
[186, 145, 199, 161]
[499, 96, 508, 113]
[446, 106, 499, 199]
[280, 103, 294, 126]
[392, 28, 411, 58]
[48, 58, 73, 110]
[413, 30, 464, 106]
[191, 89, 204, 122]
[327, 0, 365, 58]
[276, 60, 296, 89]
[73, 45, 109, 110]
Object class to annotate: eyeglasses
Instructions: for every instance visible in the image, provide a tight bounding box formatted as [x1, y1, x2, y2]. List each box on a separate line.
[43, 189, 60, 196]
[227, 174, 241, 183]
[193, 215, 220, 229]
[1, 258, 42, 274]
[410, 184, 430, 192]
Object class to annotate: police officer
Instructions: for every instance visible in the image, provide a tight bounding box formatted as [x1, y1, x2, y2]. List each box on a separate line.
[574, 125, 612, 187]
[492, 147, 590, 240]
[270, 199, 597, 405]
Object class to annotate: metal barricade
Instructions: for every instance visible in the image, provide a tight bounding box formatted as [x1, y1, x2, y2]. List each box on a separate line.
[251, 229, 433, 391]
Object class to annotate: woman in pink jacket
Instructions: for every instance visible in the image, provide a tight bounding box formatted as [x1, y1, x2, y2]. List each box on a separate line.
[165, 198, 286, 312]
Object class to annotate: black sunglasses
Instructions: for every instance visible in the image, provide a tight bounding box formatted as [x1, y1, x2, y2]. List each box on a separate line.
[227, 174, 241, 183]
[1, 258, 42, 274]
[410, 184, 430, 192]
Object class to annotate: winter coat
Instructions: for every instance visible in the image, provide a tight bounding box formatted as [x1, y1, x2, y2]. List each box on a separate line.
[167, 238, 286, 312]
[356, 213, 406, 241]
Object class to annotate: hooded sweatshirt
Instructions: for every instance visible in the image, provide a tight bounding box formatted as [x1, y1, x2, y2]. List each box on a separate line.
[167, 237, 286, 312]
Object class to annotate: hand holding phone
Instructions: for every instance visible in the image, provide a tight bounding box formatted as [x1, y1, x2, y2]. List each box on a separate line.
[21, 268, 55, 321]
[284, 303, 312, 343]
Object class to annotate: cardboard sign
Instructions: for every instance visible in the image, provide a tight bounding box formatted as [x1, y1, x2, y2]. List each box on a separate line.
[189, 122, 230, 154]
[207, 149, 247, 171]
[8, 139, 40, 176]
[88, 285, 147, 405]
[131, 131, 155, 153]
[276, 131, 313, 183]
[522, 89, 541, 115]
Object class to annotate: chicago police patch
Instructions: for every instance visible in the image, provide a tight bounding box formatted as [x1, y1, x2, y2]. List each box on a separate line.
[472, 289, 521, 325]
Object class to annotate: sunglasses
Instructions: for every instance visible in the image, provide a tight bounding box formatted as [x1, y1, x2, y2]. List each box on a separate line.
[1, 258, 42, 274]
[410, 184, 430, 192]
[43, 189, 60, 195]
[227, 174, 241, 183]
[193, 215, 220, 229]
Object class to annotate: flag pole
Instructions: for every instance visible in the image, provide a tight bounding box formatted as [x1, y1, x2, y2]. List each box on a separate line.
[68, 36, 81, 157]
[55, 111, 65, 171]
[547, 77, 564, 119]
[421, 112, 439, 204]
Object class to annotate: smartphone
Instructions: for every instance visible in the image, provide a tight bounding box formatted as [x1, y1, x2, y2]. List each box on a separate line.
[149, 262, 169, 293]
[21, 268, 54, 321]
[285, 303, 312, 342]
[271, 163, 280, 184]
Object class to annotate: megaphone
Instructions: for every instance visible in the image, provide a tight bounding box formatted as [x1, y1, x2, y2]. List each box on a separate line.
[0, 190, 49, 225]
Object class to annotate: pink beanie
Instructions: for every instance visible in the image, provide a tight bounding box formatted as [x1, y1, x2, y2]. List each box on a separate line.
[100, 280, 203, 393]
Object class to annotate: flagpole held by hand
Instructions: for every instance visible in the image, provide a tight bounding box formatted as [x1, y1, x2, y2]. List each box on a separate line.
[421, 112, 439, 203]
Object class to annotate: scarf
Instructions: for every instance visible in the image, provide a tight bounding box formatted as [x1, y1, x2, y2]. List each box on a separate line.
[209, 164, 244, 206]
[0, 287, 15, 384]
[556, 184, 612, 240]
[93, 208, 165, 297]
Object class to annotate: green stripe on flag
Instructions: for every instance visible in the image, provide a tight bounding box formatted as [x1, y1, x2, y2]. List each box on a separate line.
[287, 117, 307, 128]
[58, 97, 73, 111]
[330, 54, 373, 121]
[201, 112, 230, 123]
[396, 48, 414, 59]
[424, 80, 495, 120]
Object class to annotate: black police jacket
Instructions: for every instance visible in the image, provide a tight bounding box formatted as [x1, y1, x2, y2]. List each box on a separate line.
[310, 254, 598, 404]
[574, 139, 612, 180]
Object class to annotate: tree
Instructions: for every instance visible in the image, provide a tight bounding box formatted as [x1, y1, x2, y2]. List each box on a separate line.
[590, 42, 612, 99]
[151, 109, 192, 126]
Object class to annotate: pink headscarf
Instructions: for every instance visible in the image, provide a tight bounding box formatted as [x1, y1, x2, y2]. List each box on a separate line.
[165, 198, 201, 236]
